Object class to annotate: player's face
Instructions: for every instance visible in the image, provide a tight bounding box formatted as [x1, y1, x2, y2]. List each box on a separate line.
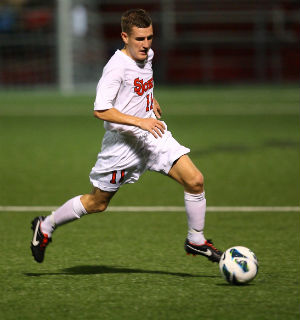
[121, 25, 153, 62]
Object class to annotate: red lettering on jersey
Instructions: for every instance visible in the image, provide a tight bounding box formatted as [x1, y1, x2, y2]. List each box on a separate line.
[134, 78, 144, 96]
[134, 77, 153, 96]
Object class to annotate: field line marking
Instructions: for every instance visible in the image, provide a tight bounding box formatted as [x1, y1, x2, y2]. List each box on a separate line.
[0, 206, 299, 213]
[2, 110, 299, 117]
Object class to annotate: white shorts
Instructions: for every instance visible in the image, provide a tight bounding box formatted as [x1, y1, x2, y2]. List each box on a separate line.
[89, 123, 190, 192]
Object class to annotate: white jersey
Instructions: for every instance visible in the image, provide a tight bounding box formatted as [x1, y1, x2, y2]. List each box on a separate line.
[94, 49, 155, 137]
[90, 48, 190, 191]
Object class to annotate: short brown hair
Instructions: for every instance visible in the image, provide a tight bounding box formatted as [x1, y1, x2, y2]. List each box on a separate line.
[121, 9, 152, 34]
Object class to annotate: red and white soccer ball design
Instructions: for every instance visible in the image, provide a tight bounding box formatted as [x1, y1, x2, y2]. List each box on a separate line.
[219, 246, 259, 285]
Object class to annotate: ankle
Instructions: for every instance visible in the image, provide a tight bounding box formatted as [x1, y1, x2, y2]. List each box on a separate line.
[187, 228, 206, 245]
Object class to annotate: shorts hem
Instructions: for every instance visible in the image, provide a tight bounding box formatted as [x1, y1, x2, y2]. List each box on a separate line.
[166, 148, 190, 174]
[90, 180, 120, 193]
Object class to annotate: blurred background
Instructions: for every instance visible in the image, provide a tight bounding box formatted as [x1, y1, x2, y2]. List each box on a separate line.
[0, 0, 299, 93]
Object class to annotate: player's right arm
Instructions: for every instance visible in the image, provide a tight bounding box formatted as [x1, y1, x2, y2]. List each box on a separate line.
[94, 108, 165, 138]
[94, 56, 165, 138]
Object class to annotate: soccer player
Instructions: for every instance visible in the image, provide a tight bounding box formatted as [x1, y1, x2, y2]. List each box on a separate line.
[30, 9, 222, 263]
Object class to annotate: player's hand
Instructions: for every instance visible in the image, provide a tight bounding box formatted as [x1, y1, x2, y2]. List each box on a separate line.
[153, 98, 162, 119]
[139, 118, 165, 138]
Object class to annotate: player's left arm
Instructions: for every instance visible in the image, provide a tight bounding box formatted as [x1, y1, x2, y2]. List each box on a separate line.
[153, 97, 162, 119]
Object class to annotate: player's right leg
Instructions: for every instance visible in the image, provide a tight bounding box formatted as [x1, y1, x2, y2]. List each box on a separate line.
[30, 187, 116, 263]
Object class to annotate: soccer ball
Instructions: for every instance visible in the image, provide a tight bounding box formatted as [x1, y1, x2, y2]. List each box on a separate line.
[219, 246, 259, 285]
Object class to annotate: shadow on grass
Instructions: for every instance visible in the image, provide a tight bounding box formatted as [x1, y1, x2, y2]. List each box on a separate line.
[190, 139, 299, 157]
[215, 282, 254, 287]
[24, 265, 218, 278]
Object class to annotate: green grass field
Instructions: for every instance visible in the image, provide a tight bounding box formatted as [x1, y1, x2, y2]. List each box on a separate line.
[0, 85, 299, 319]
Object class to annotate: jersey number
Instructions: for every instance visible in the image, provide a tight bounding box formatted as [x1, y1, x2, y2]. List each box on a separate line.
[110, 170, 125, 184]
[146, 93, 153, 112]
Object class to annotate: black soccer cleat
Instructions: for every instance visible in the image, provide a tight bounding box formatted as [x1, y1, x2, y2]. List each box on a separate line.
[30, 216, 52, 263]
[184, 239, 223, 263]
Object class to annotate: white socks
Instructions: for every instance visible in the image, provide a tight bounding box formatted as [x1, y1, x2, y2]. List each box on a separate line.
[41, 195, 87, 237]
[184, 191, 206, 245]
[41, 192, 206, 244]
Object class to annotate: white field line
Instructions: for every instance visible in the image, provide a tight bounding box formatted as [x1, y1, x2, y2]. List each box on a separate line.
[0, 206, 299, 213]
[2, 109, 299, 117]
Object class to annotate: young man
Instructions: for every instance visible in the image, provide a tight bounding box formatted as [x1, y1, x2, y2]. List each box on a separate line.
[30, 9, 222, 264]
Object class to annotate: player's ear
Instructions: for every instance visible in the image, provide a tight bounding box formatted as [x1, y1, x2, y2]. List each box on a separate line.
[121, 32, 128, 44]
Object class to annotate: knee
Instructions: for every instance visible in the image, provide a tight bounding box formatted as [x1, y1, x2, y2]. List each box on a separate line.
[185, 171, 204, 194]
[92, 200, 108, 213]
[81, 194, 109, 213]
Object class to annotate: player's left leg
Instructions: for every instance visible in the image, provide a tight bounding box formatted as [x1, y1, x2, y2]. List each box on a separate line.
[168, 154, 204, 193]
[168, 154, 206, 243]
[168, 154, 222, 262]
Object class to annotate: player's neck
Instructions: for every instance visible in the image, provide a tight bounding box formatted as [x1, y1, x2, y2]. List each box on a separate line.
[121, 48, 129, 57]
[121, 47, 147, 64]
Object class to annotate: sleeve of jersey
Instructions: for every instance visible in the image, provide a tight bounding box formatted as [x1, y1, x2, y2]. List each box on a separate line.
[94, 66, 123, 111]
